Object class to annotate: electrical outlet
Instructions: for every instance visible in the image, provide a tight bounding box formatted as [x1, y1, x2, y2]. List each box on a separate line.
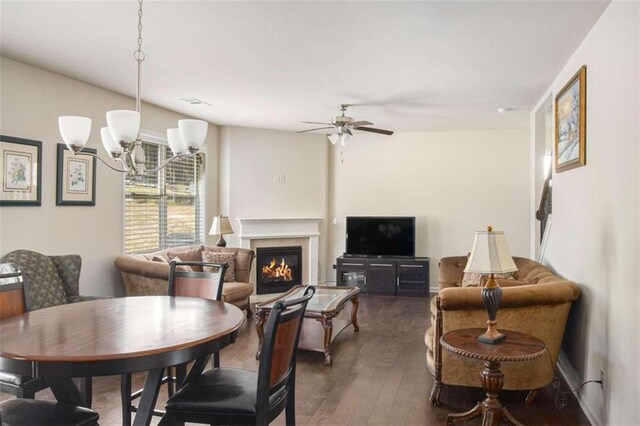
[600, 370, 605, 389]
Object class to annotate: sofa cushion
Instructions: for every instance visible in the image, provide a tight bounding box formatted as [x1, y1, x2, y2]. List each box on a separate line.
[48, 255, 82, 299]
[202, 251, 236, 282]
[152, 255, 168, 263]
[222, 282, 253, 303]
[1, 250, 68, 310]
[462, 271, 513, 287]
[168, 246, 204, 271]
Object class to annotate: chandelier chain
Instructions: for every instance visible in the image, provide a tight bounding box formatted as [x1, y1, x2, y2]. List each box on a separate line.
[134, 0, 145, 63]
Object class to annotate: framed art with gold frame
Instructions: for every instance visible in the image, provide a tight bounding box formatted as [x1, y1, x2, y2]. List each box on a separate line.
[56, 143, 97, 206]
[555, 65, 586, 172]
[0, 135, 42, 206]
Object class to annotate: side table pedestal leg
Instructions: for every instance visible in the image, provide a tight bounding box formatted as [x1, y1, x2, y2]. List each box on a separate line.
[446, 402, 483, 426]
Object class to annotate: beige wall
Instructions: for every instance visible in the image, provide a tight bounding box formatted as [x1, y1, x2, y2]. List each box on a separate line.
[218, 126, 329, 281]
[531, 3, 639, 425]
[0, 57, 219, 296]
[328, 129, 531, 288]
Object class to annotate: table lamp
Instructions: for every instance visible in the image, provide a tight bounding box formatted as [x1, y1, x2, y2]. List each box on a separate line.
[208, 215, 234, 247]
[465, 226, 518, 344]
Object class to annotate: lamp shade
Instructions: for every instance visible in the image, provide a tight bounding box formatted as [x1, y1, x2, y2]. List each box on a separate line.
[208, 216, 234, 236]
[167, 128, 187, 155]
[178, 119, 207, 152]
[100, 127, 123, 157]
[59, 116, 92, 152]
[464, 227, 518, 274]
[106, 110, 140, 143]
[328, 134, 340, 145]
[340, 132, 353, 146]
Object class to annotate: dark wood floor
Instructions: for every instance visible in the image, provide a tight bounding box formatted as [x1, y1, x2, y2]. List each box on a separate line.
[1, 295, 589, 425]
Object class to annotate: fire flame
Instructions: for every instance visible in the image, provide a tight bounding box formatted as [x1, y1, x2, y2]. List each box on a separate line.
[261, 257, 293, 281]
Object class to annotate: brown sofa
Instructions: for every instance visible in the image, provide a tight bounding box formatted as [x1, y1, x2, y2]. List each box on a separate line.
[114, 245, 255, 316]
[425, 256, 580, 405]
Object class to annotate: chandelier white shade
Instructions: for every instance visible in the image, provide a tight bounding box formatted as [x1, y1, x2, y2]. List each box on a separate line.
[106, 110, 141, 145]
[58, 116, 92, 152]
[328, 132, 352, 146]
[100, 127, 123, 157]
[178, 119, 208, 152]
[167, 128, 187, 155]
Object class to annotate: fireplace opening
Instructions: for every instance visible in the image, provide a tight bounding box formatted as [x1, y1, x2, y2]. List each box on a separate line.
[255, 246, 302, 294]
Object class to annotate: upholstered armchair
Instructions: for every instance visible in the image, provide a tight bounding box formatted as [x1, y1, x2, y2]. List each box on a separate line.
[425, 256, 580, 405]
[0, 251, 95, 402]
[1, 249, 97, 310]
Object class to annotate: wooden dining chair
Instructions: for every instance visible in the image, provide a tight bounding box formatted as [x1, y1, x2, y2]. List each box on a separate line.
[121, 261, 229, 426]
[162, 285, 316, 426]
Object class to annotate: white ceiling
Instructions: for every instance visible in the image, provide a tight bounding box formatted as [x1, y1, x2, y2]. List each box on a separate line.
[1, 1, 609, 133]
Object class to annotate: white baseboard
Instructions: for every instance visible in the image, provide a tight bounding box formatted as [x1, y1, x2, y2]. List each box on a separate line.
[556, 352, 602, 426]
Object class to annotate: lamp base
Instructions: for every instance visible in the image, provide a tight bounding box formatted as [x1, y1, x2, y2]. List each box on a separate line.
[478, 321, 506, 344]
[216, 235, 227, 247]
[479, 274, 505, 345]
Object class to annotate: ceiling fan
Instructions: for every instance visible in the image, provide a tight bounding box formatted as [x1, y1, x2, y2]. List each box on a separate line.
[298, 104, 394, 145]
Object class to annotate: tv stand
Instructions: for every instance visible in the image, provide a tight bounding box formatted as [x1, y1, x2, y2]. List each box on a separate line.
[336, 255, 429, 297]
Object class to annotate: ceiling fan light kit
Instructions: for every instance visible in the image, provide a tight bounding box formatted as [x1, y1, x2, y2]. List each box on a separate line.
[57, 0, 207, 176]
[299, 104, 394, 145]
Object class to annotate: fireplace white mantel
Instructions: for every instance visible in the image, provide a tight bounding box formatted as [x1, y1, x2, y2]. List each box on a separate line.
[237, 217, 322, 285]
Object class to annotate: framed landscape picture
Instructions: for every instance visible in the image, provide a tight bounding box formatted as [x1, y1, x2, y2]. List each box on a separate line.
[0, 135, 42, 206]
[56, 143, 97, 206]
[555, 65, 586, 172]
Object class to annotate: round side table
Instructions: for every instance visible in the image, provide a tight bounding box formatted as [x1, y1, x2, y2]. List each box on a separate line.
[440, 328, 547, 426]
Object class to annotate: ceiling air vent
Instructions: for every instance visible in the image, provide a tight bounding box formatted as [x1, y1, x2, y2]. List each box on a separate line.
[180, 98, 211, 106]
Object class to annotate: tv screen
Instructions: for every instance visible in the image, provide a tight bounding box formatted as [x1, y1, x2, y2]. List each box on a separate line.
[346, 216, 415, 257]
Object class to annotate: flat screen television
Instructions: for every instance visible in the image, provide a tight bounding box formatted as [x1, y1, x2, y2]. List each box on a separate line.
[345, 216, 415, 257]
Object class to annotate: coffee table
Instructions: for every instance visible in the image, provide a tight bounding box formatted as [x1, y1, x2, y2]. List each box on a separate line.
[441, 328, 547, 426]
[255, 285, 360, 366]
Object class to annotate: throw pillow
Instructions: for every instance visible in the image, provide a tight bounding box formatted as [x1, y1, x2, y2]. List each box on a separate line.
[151, 255, 168, 263]
[202, 251, 236, 282]
[171, 256, 193, 272]
[167, 245, 204, 271]
[462, 271, 514, 287]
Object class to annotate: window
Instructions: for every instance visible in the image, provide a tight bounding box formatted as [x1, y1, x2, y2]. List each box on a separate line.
[124, 140, 205, 253]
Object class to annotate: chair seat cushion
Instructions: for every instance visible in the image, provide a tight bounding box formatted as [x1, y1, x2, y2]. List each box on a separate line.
[0, 371, 43, 387]
[166, 368, 257, 416]
[0, 399, 99, 426]
[222, 282, 253, 303]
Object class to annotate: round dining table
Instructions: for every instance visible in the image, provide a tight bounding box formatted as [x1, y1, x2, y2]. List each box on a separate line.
[0, 296, 245, 426]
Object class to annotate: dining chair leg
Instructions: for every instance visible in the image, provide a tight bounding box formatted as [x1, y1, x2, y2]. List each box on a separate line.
[121, 373, 132, 426]
[133, 368, 164, 426]
[285, 378, 296, 426]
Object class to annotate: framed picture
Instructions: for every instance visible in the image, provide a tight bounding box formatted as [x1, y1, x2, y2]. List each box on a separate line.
[0, 135, 42, 206]
[56, 143, 97, 206]
[555, 65, 586, 172]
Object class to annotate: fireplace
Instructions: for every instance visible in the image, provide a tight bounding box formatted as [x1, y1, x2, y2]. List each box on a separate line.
[255, 246, 302, 294]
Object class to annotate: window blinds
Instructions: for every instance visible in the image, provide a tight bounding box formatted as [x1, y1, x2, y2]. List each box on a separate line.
[124, 141, 205, 254]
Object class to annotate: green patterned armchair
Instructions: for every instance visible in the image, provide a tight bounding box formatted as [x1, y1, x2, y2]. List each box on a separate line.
[1, 249, 97, 310]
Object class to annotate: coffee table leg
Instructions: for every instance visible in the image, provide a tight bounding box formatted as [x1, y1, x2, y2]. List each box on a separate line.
[351, 295, 360, 332]
[501, 407, 524, 426]
[132, 368, 164, 426]
[446, 402, 483, 425]
[255, 310, 266, 360]
[322, 317, 333, 366]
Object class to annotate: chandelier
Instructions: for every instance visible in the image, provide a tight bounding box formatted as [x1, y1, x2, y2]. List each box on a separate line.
[57, 0, 207, 176]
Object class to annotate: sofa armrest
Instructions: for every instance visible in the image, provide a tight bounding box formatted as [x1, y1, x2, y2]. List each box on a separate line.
[114, 255, 170, 281]
[440, 281, 580, 311]
[438, 256, 467, 290]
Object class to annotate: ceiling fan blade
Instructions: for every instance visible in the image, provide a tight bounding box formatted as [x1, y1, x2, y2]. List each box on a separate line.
[356, 127, 394, 136]
[344, 127, 353, 136]
[350, 121, 373, 127]
[297, 127, 334, 134]
[301, 121, 333, 125]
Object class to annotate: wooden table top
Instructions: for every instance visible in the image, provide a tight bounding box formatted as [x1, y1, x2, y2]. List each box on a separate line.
[256, 285, 359, 314]
[0, 296, 245, 362]
[440, 328, 547, 363]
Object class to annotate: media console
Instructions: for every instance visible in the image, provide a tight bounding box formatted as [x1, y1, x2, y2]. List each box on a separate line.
[336, 255, 430, 297]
